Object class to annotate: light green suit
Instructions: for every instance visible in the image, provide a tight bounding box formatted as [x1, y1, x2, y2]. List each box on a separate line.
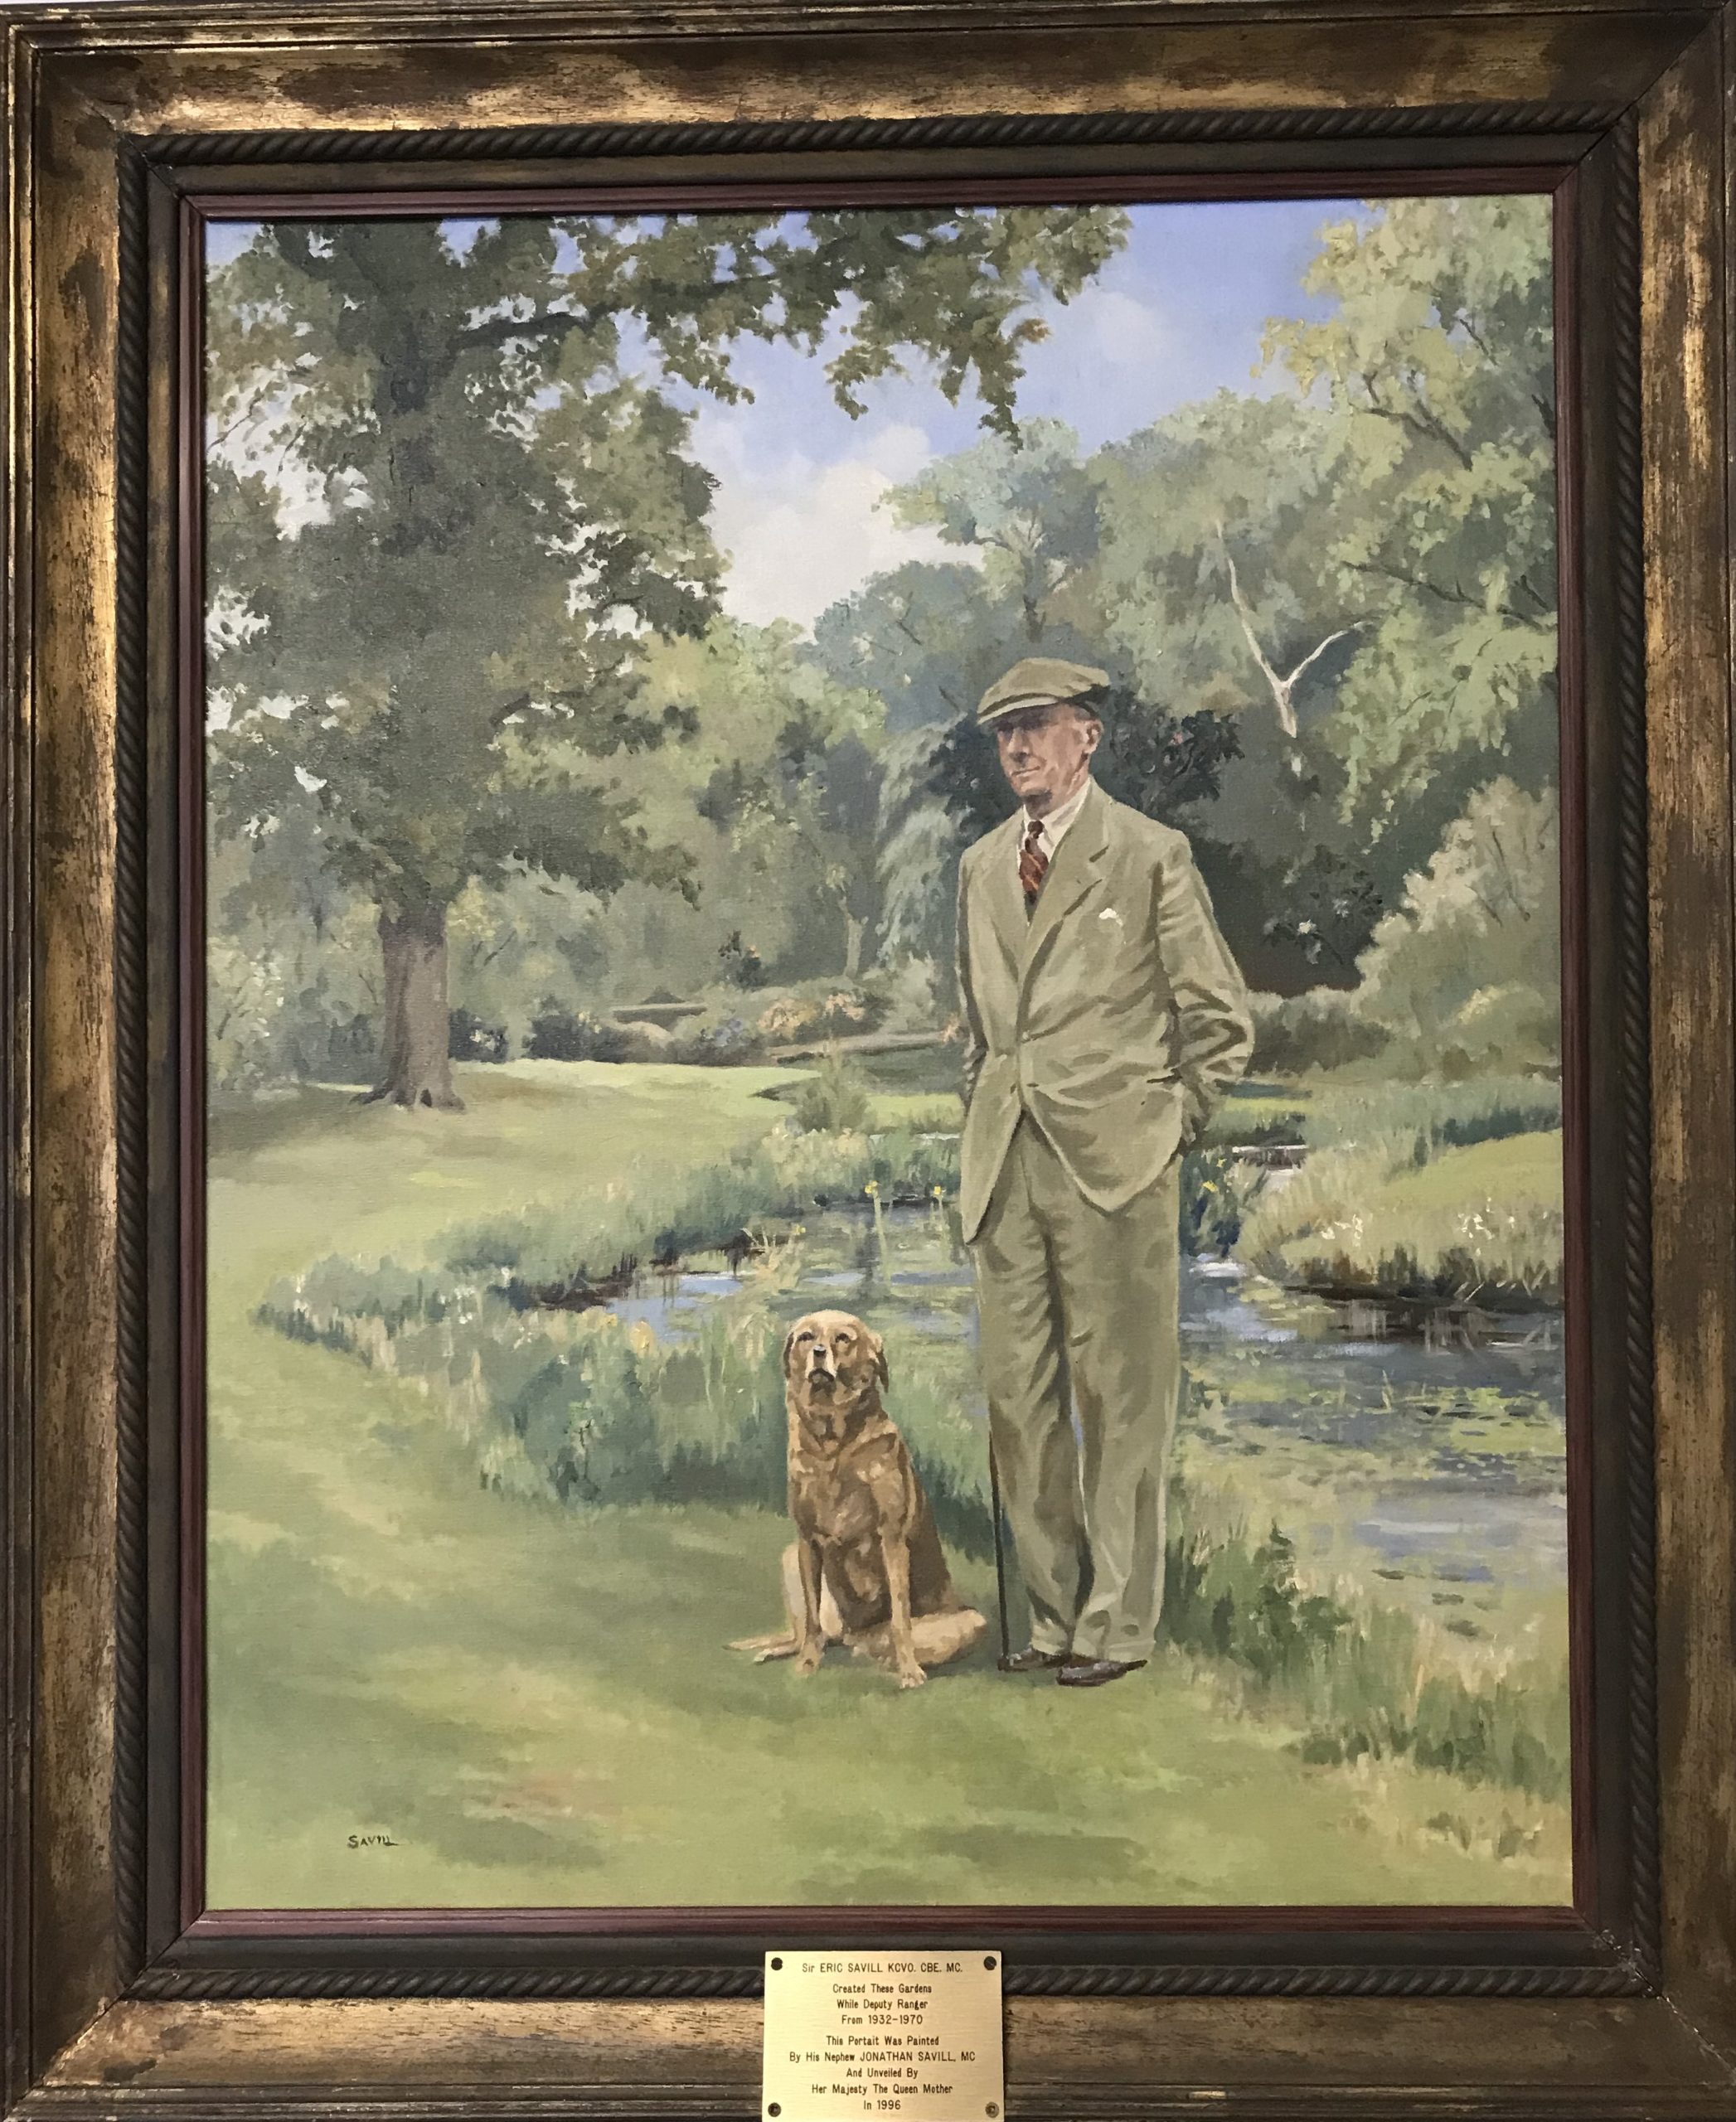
[955, 778, 1254, 1661]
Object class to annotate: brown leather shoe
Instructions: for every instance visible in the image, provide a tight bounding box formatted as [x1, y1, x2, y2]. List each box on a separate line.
[1057, 1657, 1148, 1688]
[998, 1644, 1070, 1674]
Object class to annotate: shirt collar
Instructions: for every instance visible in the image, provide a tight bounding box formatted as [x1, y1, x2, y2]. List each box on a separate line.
[1026, 774, 1093, 849]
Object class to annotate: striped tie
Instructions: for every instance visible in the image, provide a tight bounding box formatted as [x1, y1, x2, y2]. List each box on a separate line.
[1019, 817, 1050, 909]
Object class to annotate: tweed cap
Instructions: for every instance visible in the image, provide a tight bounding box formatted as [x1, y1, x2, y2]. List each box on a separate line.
[975, 656, 1111, 727]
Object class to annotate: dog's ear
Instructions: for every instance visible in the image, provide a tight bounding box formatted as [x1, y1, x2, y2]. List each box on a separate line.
[781, 1324, 802, 1378]
[870, 1330, 890, 1391]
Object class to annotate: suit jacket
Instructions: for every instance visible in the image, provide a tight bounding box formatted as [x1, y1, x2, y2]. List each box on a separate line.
[954, 778, 1255, 1243]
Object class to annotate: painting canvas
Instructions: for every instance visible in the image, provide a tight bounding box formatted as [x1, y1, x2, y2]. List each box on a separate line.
[201, 188, 1571, 1912]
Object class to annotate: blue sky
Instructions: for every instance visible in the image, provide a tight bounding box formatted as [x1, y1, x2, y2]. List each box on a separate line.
[206, 198, 1358, 630]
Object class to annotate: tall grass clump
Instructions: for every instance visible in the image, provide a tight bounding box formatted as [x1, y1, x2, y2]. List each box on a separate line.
[791, 1055, 873, 1135]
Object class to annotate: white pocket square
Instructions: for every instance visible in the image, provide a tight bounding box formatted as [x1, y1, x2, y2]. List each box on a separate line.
[1098, 908, 1123, 927]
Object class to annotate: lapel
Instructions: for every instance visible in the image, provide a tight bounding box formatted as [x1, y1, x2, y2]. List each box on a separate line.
[1021, 778, 1111, 992]
[978, 810, 1030, 976]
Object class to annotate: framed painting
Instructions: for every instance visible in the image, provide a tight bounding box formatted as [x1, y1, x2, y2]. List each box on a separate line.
[3, 1, 1734, 2116]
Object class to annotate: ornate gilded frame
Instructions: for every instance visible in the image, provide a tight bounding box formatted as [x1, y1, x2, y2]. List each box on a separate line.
[3, 1, 1734, 2114]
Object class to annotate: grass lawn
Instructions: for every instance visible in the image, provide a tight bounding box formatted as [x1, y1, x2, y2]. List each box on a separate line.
[207, 1062, 1571, 1910]
[1371, 1129, 1561, 1212]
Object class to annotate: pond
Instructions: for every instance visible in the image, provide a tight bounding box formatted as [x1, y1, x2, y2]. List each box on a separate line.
[607, 1205, 1569, 1635]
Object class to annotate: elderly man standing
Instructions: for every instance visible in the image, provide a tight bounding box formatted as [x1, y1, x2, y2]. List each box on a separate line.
[955, 658, 1254, 1687]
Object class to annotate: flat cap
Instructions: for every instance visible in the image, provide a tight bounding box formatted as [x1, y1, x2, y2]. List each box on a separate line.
[975, 656, 1111, 727]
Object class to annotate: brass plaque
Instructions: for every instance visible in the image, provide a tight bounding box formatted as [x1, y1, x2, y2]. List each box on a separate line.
[762, 1950, 1005, 2122]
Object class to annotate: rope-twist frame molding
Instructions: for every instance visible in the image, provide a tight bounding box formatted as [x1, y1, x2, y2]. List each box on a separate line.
[108, 97, 1656, 2005]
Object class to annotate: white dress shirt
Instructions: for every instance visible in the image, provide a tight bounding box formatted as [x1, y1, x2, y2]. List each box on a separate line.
[1016, 774, 1093, 875]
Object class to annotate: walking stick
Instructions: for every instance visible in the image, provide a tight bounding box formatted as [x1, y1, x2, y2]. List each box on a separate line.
[987, 1436, 1011, 1664]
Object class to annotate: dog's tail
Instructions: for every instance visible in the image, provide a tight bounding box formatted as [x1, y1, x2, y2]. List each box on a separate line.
[728, 1629, 800, 1660]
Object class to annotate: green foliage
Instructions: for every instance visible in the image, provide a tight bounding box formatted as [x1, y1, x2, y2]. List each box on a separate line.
[441, 1127, 960, 1300]
[1165, 1521, 1352, 1684]
[1249, 987, 1390, 1076]
[1180, 1146, 1259, 1259]
[1299, 1634, 1570, 1805]
[522, 1005, 635, 1064]
[1266, 196, 1558, 812]
[807, 194, 1558, 1000]
[206, 804, 383, 1092]
[1409, 1669, 1572, 1801]
[888, 417, 1104, 641]
[209, 195, 1565, 1078]
[791, 1057, 873, 1136]
[860, 955, 943, 1036]
[208, 209, 1127, 920]
[1352, 778, 1561, 1074]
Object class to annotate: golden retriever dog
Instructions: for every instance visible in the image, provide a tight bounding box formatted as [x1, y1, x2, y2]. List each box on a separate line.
[729, 1309, 987, 1688]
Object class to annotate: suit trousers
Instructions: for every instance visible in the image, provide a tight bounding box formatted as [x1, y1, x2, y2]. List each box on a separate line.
[968, 1113, 1182, 1663]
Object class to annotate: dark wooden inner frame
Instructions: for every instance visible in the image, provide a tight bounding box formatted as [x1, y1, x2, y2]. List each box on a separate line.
[131, 121, 1642, 1998]
[6, 4, 1735, 2114]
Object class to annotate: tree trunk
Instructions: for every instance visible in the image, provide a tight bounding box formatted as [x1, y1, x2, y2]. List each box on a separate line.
[364, 903, 463, 1110]
[843, 912, 866, 981]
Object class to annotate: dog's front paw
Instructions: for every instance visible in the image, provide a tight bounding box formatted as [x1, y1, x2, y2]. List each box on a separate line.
[896, 1664, 926, 1689]
[795, 1645, 823, 1678]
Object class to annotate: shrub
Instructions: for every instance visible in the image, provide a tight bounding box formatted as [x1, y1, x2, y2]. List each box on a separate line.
[524, 1004, 633, 1063]
[1354, 779, 1561, 1074]
[449, 1008, 507, 1063]
[1249, 987, 1389, 1076]
[718, 930, 767, 990]
[792, 1057, 873, 1135]
[664, 1007, 767, 1065]
[755, 986, 875, 1046]
[862, 956, 942, 1035]
[1165, 1518, 1352, 1684]
[1181, 1146, 1263, 1259]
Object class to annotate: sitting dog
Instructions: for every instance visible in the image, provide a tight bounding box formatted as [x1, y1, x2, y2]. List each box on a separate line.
[730, 1309, 987, 1688]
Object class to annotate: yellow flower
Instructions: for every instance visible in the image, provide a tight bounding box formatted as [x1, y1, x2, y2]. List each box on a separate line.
[931, 1185, 944, 1200]
[865, 1180, 880, 1198]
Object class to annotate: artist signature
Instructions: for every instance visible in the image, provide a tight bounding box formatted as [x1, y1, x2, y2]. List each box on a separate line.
[347, 1833, 401, 1849]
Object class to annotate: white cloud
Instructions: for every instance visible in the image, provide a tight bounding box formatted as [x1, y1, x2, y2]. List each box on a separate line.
[1065, 287, 1172, 368]
[1011, 283, 1187, 444]
[695, 414, 967, 632]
